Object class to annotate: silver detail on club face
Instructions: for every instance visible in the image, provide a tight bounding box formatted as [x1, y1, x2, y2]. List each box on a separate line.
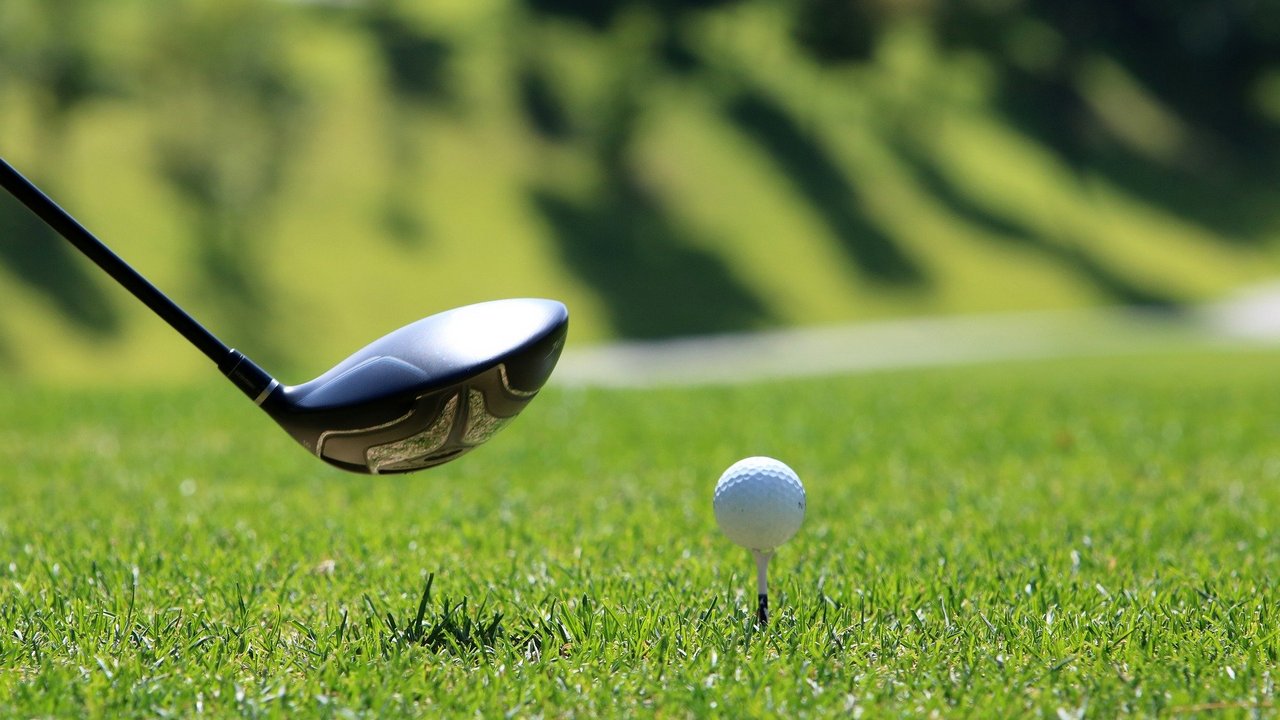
[462, 388, 511, 445]
[497, 363, 538, 398]
[365, 393, 459, 474]
[254, 379, 280, 406]
[315, 406, 416, 458]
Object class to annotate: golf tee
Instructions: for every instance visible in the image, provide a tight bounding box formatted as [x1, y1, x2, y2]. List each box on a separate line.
[753, 550, 772, 625]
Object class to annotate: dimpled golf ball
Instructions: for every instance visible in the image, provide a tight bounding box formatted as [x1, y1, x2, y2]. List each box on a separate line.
[713, 456, 806, 552]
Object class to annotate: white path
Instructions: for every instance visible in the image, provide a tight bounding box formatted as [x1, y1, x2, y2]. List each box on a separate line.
[556, 282, 1280, 388]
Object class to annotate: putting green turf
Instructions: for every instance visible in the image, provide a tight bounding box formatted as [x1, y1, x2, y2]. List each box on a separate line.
[1, 349, 1279, 717]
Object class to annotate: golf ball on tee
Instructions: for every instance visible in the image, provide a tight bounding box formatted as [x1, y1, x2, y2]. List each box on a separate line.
[713, 456, 806, 552]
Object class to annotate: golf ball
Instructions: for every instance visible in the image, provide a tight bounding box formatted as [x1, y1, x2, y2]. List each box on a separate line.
[713, 456, 806, 552]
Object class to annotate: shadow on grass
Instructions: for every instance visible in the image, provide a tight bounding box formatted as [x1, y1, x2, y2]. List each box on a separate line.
[723, 89, 926, 286]
[530, 173, 775, 339]
[362, 7, 456, 247]
[993, 75, 1276, 245]
[517, 64, 575, 142]
[894, 142, 1180, 308]
[0, 193, 121, 337]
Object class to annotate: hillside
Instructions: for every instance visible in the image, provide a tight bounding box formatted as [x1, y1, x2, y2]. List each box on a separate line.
[1, 0, 1277, 384]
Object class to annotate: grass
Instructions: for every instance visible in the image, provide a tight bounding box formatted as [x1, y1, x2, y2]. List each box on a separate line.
[4, 0, 1279, 385]
[2, 348, 1279, 716]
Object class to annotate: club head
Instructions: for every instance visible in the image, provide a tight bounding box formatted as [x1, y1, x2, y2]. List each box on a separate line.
[255, 298, 567, 474]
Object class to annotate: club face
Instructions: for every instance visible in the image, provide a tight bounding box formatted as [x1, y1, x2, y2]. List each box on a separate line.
[260, 299, 568, 474]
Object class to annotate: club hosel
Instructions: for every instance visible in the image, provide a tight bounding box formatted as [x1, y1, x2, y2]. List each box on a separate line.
[220, 350, 280, 406]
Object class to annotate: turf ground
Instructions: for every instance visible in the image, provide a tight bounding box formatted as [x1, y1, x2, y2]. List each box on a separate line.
[2, 349, 1279, 717]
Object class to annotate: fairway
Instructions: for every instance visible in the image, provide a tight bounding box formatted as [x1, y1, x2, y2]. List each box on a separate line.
[2, 349, 1279, 716]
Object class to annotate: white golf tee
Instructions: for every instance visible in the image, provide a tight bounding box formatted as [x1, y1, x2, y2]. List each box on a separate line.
[753, 549, 773, 625]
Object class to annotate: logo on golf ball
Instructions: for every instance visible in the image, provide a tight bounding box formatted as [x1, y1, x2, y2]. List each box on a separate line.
[713, 456, 806, 552]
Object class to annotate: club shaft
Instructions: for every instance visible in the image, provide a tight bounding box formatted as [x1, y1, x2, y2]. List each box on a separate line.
[0, 158, 278, 402]
[0, 158, 233, 364]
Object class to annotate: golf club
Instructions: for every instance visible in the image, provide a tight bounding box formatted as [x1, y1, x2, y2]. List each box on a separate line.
[0, 157, 568, 474]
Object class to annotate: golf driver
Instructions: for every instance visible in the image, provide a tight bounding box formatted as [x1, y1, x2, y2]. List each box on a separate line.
[0, 158, 568, 474]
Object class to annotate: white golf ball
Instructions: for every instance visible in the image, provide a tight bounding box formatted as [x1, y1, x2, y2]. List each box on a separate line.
[713, 456, 806, 552]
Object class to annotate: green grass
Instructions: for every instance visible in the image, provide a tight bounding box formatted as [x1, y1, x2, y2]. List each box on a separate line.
[2, 349, 1279, 716]
[4, 0, 1279, 385]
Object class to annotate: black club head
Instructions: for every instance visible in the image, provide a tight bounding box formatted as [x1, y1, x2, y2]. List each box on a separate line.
[255, 298, 568, 474]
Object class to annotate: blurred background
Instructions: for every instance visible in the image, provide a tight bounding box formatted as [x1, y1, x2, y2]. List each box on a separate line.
[2, 0, 1278, 385]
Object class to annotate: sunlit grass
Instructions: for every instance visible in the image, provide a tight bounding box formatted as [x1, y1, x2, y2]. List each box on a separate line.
[2, 349, 1278, 716]
[2, 1, 1277, 386]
